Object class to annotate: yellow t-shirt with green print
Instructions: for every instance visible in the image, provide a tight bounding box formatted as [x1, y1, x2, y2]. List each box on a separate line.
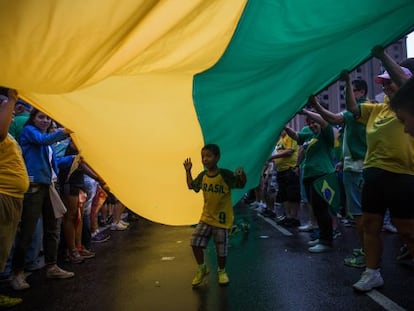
[274, 135, 298, 172]
[191, 168, 245, 229]
[358, 101, 414, 175]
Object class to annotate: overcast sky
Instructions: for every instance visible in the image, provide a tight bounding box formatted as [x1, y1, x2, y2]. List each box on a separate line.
[407, 31, 414, 57]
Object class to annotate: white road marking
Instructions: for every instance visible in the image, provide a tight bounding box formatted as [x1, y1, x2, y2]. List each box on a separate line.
[366, 289, 406, 311]
[257, 213, 293, 236]
[255, 211, 406, 310]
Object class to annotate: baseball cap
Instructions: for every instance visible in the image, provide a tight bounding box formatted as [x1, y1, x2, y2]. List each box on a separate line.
[375, 66, 412, 84]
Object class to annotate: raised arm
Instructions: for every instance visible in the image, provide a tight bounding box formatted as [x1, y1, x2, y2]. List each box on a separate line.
[372, 45, 410, 87]
[268, 148, 293, 161]
[183, 158, 194, 189]
[79, 159, 107, 186]
[301, 108, 329, 129]
[340, 71, 360, 117]
[283, 126, 298, 141]
[308, 96, 344, 125]
[0, 89, 17, 141]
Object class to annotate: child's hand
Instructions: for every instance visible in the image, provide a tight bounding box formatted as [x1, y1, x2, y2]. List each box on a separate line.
[183, 158, 192, 171]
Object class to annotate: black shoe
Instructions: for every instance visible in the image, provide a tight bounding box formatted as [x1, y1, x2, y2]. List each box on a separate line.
[261, 209, 276, 218]
[287, 218, 301, 227]
[282, 218, 301, 227]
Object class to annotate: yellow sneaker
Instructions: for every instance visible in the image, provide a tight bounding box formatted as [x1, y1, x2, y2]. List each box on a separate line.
[0, 295, 23, 308]
[192, 265, 208, 287]
[218, 268, 229, 285]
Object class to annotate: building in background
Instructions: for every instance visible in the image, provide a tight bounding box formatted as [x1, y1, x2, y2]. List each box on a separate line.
[289, 36, 408, 130]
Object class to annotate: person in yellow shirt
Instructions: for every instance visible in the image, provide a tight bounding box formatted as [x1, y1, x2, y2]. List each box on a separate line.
[0, 88, 29, 308]
[375, 45, 414, 138]
[346, 48, 414, 292]
[268, 129, 301, 227]
[183, 144, 246, 287]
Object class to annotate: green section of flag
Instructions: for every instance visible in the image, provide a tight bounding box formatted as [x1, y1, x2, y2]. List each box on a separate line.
[193, 0, 414, 202]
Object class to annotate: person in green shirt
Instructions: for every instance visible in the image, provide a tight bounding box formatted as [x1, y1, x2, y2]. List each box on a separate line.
[285, 101, 336, 253]
[8, 100, 31, 142]
[309, 79, 368, 268]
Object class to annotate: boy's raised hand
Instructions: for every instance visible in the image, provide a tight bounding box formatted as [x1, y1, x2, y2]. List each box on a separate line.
[183, 158, 192, 171]
[234, 167, 247, 187]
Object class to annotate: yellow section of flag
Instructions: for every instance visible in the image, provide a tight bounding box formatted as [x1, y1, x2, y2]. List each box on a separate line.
[0, 0, 247, 225]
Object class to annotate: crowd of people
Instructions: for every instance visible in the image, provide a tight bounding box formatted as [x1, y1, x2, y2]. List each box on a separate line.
[246, 46, 414, 292]
[0, 93, 134, 307]
[1, 44, 414, 307]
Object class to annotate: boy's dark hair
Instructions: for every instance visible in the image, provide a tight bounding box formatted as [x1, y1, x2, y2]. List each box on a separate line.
[352, 79, 368, 96]
[202, 144, 220, 158]
[390, 77, 414, 115]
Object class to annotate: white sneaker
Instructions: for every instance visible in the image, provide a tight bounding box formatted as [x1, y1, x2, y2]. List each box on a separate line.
[46, 265, 74, 279]
[353, 270, 384, 292]
[120, 220, 130, 227]
[299, 222, 314, 232]
[10, 273, 30, 291]
[254, 202, 266, 213]
[382, 224, 397, 233]
[110, 222, 127, 231]
[308, 239, 319, 246]
[308, 243, 332, 253]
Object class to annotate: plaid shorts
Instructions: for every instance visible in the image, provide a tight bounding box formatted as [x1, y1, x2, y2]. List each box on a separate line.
[190, 222, 229, 257]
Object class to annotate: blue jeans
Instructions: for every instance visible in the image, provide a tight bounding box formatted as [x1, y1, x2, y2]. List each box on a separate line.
[343, 170, 363, 216]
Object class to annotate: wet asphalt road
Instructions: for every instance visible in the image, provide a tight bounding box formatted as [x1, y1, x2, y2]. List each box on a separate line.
[1, 202, 413, 311]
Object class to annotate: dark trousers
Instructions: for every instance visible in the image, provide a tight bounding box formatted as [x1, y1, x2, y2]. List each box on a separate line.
[12, 184, 60, 271]
[82, 213, 92, 250]
[303, 176, 333, 245]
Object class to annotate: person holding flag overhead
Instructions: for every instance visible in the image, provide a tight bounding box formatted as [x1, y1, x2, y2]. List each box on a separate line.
[346, 46, 414, 292]
[308, 79, 369, 268]
[284, 98, 339, 253]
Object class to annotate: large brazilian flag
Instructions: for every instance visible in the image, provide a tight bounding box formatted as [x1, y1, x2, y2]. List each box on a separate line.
[0, 0, 413, 225]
